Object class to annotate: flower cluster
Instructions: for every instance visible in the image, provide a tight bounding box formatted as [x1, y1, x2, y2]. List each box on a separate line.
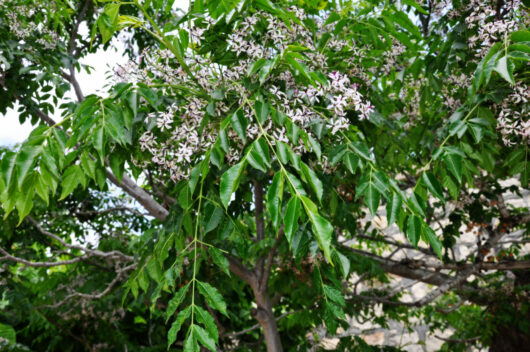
[497, 83, 530, 146]
[127, 6, 373, 181]
[2, 0, 59, 50]
[464, 0, 523, 57]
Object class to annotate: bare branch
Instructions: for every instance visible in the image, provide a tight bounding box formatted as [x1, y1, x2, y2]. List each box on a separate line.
[0, 246, 89, 267]
[27, 216, 133, 261]
[74, 206, 147, 217]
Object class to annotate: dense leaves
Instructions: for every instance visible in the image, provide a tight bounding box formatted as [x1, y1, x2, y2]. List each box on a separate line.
[1, 0, 529, 351]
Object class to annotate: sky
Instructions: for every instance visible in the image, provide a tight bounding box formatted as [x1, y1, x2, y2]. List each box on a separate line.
[0, 0, 189, 147]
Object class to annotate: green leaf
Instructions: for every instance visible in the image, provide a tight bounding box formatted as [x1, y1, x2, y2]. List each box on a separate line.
[230, 110, 248, 143]
[15, 181, 34, 225]
[408, 192, 426, 217]
[386, 192, 402, 225]
[302, 196, 333, 264]
[275, 141, 289, 165]
[343, 152, 360, 174]
[59, 165, 84, 200]
[442, 173, 459, 200]
[332, 250, 350, 278]
[209, 247, 230, 277]
[284, 196, 301, 245]
[184, 329, 199, 352]
[167, 306, 191, 349]
[220, 161, 245, 209]
[248, 138, 270, 173]
[197, 281, 228, 317]
[0, 323, 16, 343]
[255, 101, 270, 124]
[15, 145, 42, 188]
[301, 162, 323, 202]
[194, 306, 219, 343]
[34, 173, 50, 205]
[307, 135, 321, 161]
[421, 172, 445, 203]
[109, 152, 125, 183]
[349, 141, 372, 161]
[204, 206, 223, 233]
[423, 224, 442, 259]
[193, 325, 216, 352]
[93, 126, 105, 163]
[406, 215, 421, 247]
[323, 285, 345, 307]
[494, 56, 515, 85]
[364, 183, 380, 216]
[166, 283, 190, 322]
[267, 172, 284, 230]
[443, 153, 462, 183]
[80, 152, 96, 180]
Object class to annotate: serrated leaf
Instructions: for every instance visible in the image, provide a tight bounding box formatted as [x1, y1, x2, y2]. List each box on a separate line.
[209, 247, 230, 277]
[343, 152, 359, 174]
[421, 172, 445, 203]
[386, 192, 402, 225]
[220, 162, 245, 209]
[406, 215, 421, 247]
[307, 135, 321, 161]
[166, 283, 190, 322]
[80, 152, 96, 180]
[443, 153, 462, 183]
[284, 196, 301, 245]
[302, 196, 333, 264]
[230, 110, 248, 143]
[15, 145, 42, 188]
[267, 172, 284, 230]
[204, 206, 223, 233]
[408, 192, 426, 217]
[301, 162, 323, 202]
[349, 141, 372, 161]
[15, 182, 34, 225]
[494, 56, 515, 85]
[248, 138, 270, 173]
[59, 165, 84, 200]
[197, 281, 228, 317]
[194, 306, 218, 343]
[333, 250, 350, 278]
[323, 285, 345, 307]
[193, 324, 216, 352]
[423, 224, 443, 259]
[364, 183, 380, 216]
[255, 101, 270, 124]
[184, 329, 199, 352]
[167, 306, 191, 349]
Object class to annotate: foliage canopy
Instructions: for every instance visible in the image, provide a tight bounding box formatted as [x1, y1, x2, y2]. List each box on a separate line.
[0, 0, 529, 351]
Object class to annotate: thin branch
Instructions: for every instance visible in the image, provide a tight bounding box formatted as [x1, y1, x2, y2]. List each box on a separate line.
[0, 246, 89, 267]
[74, 206, 147, 217]
[27, 216, 133, 261]
[40, 264, 135, 309]
[434, 335, 481, 344]
[260, 228, 283, 290]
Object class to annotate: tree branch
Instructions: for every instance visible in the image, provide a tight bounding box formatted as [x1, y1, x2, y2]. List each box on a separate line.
[0, 246, 89, 267]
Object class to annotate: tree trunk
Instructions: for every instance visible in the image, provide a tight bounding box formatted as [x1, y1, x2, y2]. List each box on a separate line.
[251, 288, 283, 352]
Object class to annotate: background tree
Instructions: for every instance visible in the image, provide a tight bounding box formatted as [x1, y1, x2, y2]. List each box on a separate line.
[1, 0, 529, 351]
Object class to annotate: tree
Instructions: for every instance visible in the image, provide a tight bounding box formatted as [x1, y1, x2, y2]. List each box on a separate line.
[1, 0, 529, 351]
